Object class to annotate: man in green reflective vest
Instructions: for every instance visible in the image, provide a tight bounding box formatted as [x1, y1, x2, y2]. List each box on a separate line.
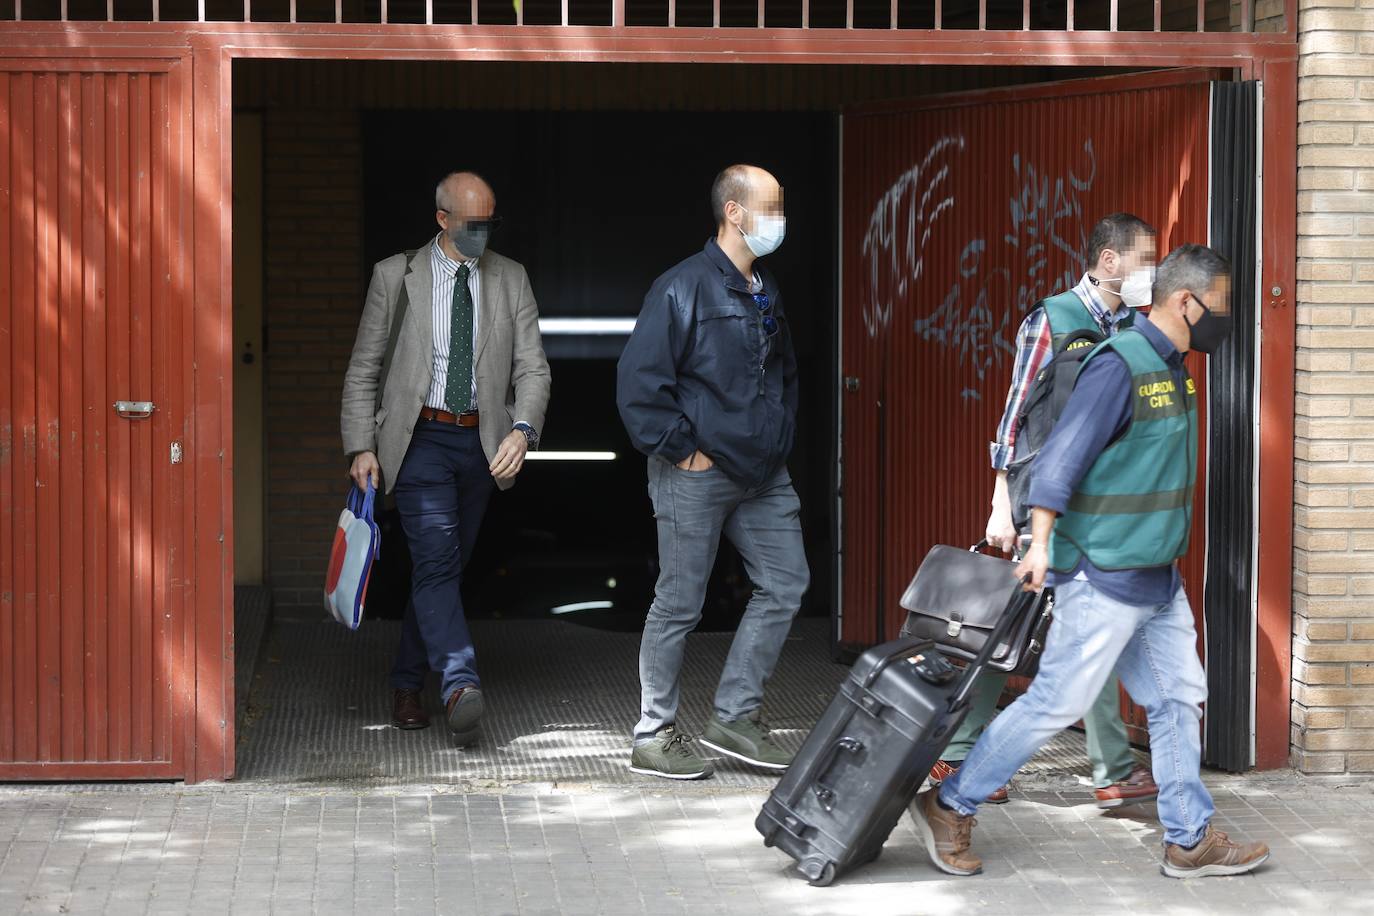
[912, 244, 1271, 880]
[933, 214, 1159, 807]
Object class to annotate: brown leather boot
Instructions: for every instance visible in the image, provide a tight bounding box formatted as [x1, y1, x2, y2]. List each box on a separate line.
[391, 689, 430, 730]
[908, 788, 982, 876]
[1162, 825, 1270, 879]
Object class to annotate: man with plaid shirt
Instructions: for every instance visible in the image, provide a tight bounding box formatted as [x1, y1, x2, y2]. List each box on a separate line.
[928, 213, 1163, 808]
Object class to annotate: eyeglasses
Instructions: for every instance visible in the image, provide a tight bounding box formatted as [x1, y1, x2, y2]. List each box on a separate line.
[752, 292, 779, 339]
[440, 211, 503, 233]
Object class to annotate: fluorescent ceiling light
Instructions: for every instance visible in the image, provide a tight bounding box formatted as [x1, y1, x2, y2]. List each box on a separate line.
[538, 318, 636, 335]
[551, 601, 614, 615]
[525, 451, 617, 461]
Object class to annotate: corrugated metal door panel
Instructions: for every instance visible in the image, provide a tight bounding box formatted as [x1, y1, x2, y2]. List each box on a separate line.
[0, 64, 187, 778]
[79, 72, 111, 763]
[839, 112, 887, 648]
[841, 78, 1212, 739]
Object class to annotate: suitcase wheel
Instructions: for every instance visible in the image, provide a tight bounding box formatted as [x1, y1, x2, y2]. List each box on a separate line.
[801, 860, 837, 887]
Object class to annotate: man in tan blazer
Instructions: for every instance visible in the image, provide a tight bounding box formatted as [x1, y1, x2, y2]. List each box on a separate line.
[341, 171, 550, 746]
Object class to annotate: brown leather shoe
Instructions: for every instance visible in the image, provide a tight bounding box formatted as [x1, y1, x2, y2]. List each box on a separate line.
[929, 759, 1010, 805]
[1095, 763, 1159, 808]
[391, 689, 429, 730]
[1162, 825, 1270, 879]
[908, 788, 982, 876]
[445, 686, 484, 746]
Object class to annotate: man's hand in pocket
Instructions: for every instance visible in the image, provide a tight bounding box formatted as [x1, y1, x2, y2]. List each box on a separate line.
[676, 450, 714, 472]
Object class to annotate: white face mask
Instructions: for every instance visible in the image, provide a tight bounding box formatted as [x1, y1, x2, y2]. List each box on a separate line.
[1118, 266, 1156, 308]
[737, 205, 786, 258]
[1095, 266, 1154, 308]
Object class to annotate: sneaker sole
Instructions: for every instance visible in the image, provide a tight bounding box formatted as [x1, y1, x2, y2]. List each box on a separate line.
[1097, 791, 1159, 809]
[1160, 851, 1269, 879]
[698, 737, 790, 771]
[628, 764, 713, 781]
[907, 799, 982, 877]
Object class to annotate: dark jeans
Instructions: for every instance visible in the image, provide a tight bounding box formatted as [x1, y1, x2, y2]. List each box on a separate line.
[388, 420, 495, 703]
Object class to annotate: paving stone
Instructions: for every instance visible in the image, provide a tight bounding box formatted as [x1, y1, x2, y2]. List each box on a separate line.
[5, 620, 1374, 914]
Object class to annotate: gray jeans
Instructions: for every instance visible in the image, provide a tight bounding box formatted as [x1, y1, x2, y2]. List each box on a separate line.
[633, 458, 810, 744]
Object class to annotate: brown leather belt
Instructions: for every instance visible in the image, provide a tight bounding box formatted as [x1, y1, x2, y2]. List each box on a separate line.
[419, 406, 480, 428]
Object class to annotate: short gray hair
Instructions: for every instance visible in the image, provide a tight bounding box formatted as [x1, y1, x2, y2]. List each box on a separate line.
[1151, 244, 1231, 307]
[435, 177, 452, 212]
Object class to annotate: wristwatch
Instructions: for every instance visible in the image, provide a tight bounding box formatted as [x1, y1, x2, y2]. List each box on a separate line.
[513, 422, 540, 450]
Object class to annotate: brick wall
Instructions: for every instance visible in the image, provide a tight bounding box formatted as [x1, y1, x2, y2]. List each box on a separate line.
[1290, 1, 1374, 773]
[263, 109, 365, 611]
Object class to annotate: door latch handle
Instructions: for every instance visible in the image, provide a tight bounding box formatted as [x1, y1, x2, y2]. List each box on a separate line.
[113, 401, 155, 419]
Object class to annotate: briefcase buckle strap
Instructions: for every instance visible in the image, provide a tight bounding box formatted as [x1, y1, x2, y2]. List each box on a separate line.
[946, 615, 964, 639]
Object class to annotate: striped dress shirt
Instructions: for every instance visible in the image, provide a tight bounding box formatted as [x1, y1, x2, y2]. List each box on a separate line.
[425, 234, 481, 412]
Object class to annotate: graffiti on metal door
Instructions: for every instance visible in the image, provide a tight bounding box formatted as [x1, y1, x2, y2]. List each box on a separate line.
[859, 135, 967, 340]
[910, 139, 1099, 398]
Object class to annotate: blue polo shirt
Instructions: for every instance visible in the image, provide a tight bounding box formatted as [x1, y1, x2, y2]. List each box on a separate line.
[1027, 317, 1187, 606]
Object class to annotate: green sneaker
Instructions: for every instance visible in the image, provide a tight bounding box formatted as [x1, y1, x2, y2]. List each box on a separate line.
[699, 714, 792, 770]
[629, 726, 714, 780]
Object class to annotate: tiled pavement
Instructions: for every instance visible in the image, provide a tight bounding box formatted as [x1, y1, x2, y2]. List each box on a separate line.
[1, 773, 1372, 915]
[5, 616, 1372, 914]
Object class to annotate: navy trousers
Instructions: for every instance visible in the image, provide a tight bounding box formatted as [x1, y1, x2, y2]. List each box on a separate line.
[388, 420, 495, 702]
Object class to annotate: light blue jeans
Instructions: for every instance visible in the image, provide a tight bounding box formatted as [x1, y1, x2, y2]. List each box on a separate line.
[633, 458, 810, 744]
[942, 577, 1214, 848]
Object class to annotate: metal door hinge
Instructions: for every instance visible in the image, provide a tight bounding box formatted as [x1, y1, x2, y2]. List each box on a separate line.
[843, 376, 860, 392]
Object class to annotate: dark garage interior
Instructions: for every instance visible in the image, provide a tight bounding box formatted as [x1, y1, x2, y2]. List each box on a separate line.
[228, 59, 1143, 782]
[359, 108, 839, 632]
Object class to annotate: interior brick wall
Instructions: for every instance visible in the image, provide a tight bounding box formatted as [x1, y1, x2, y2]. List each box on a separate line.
[262, 109, 365, 612]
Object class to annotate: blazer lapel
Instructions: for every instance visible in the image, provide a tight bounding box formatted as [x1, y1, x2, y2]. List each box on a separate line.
[474, 254, 502, 367]
[405, 247, 435, 365]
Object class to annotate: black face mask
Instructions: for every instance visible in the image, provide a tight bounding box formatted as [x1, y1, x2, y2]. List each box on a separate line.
[1186, 295, 1233, 354]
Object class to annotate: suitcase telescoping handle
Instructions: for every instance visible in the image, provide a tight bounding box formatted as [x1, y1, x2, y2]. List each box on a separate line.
[947, 575, 1037, 711]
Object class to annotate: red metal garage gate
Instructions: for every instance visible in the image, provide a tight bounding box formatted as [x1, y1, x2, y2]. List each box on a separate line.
[0, 8, 1298, 780]
[839, 70, 1215, 743]
[0, 57, 197, 779]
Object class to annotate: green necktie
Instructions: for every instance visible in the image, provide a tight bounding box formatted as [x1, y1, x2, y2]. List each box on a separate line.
[444, 263, 474, 414]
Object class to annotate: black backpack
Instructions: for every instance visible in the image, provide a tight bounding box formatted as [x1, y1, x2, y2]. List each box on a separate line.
[1004, 326, 1106, 535]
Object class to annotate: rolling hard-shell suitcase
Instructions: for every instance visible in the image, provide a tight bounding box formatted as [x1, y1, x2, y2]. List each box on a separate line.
[755, 580, 1034, 886]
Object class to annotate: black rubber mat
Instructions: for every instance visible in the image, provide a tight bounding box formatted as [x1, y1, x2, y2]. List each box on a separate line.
[234, 616, 1130, 787]
[233, 586, 273, 723]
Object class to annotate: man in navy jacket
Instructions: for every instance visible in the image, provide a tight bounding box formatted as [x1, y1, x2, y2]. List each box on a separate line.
[616, 164, 808, 780]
